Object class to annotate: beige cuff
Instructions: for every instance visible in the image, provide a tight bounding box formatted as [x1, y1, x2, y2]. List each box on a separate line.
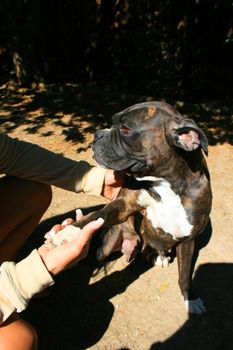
[82, 166, 107, 196]
[0, 249, 54, 313]
[0, 283, 15, 324]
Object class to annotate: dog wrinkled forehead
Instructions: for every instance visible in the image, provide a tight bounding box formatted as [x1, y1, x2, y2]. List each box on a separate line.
[112, 101, 178, 125]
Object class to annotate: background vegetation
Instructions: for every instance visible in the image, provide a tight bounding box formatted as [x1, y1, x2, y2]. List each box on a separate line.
[0, 0, 232, 99]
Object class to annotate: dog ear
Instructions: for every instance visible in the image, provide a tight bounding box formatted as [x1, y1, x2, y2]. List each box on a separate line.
[168, 118, 208, 155]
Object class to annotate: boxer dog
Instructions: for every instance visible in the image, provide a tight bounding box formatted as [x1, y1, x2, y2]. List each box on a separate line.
[75, 101, 212, 315]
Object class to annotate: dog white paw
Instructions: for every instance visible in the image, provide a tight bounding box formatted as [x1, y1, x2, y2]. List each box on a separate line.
[155, 255, 170, 267]
[44, 225, 81, 248]
[184, 297, 206, 315]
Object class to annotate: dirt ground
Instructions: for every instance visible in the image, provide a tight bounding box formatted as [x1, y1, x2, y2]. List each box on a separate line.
[0, 83, 233, 350]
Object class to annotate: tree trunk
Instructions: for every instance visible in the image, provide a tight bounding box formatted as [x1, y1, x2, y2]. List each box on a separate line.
[3, 0, 43, 86]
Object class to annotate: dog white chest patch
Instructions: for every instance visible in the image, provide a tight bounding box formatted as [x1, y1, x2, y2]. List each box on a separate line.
[136, 176, 193, 240]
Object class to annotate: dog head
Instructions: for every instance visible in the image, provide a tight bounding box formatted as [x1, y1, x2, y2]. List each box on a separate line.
[92, 101, 208, 174]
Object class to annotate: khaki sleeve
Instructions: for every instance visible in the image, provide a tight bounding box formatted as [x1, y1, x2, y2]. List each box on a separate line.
[0, 133, 106, 196]
[82, 166, 107, 196]
[0, 250, 54, 324]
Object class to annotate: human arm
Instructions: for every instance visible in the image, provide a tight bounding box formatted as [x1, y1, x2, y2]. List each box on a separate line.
[0, 133, 124, 198]
[0, 216, 104, 325]
[0, 132, 107, 196]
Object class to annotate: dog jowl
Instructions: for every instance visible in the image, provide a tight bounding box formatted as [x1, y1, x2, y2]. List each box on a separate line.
[76, 101, 212, 315]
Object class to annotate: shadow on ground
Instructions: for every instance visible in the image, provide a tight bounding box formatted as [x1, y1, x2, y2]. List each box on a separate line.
[18, 210, 232, 350]
[149, 263, 233, 350]
[19, 207, 153, 350]
[0, 83, 232, 149]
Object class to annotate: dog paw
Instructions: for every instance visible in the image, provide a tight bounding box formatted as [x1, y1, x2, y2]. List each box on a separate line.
[155, 255, 170, 267]
[184, 297, 206, 315]
[44, 225, 81, 248]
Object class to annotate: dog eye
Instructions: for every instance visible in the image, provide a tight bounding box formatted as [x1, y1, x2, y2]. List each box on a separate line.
[120, 125, 132, 135]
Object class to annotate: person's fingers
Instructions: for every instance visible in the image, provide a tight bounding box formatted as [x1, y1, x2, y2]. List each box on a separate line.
[44, 224, 62, 239]
[72, 218, 104, 251]
[75, 208, 84, 222]
[61, 218, 74, 226]
[105, 169, 126, 186]
[39, 218, 105, 275]
[44, 217, 75, 239]
[101, 169, 125, 200]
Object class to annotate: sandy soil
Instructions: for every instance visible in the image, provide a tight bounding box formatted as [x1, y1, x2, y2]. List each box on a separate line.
[1, 84, 232, 350]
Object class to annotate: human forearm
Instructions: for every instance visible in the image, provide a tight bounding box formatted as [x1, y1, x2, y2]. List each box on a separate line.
[0, 250, 54, 325]
[0, 216, 104, 325]
[0, 133, 106, 196]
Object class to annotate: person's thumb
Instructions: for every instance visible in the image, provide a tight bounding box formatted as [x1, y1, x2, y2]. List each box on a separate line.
[73, 217, 104, 251]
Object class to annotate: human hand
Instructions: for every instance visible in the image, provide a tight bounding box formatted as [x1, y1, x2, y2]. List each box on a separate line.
[101, 169, 125, 200]
[43, 208, 84, 240]
[43, 209, 91, 261]
[38, 210, 104, 275]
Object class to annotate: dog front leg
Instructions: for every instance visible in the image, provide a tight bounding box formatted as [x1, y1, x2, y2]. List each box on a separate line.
[176, 240, 206, 315]
[74, 192, 139, 230]
[97, 217, 141, 262]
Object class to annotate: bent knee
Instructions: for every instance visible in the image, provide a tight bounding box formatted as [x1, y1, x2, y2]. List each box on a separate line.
[31, 182, 52, 211]
[15, 178, 52, 212]
[16, 320, 38, 350]
[0, 314, 38, 350]
[14, 179, 52, 214]
[0, 176, 52, 208]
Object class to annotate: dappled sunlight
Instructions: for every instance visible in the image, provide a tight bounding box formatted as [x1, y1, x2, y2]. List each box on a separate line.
[0, 84, 232, 152]
[173, 99, 233, 146]
[0, 83, 142, 151]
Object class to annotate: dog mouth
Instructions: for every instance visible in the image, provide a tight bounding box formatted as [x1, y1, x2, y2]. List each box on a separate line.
[92, 135, 147, 173]
[93, 154, 108, 169]
[93, 152, 145, 174]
